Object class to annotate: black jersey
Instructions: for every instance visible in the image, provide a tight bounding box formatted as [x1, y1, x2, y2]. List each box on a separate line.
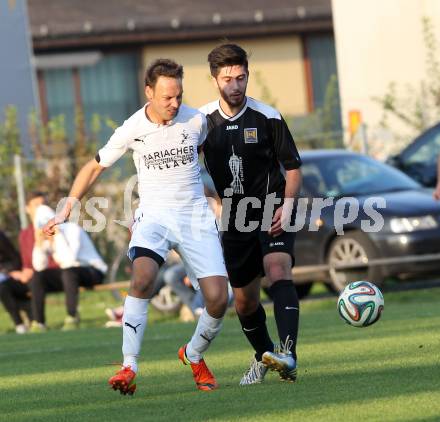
[200, 97, 301, 225]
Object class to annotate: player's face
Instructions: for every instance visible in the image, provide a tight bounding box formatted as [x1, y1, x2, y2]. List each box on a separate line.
[145, 76, 183, 123]
[214, 65, 248, 107]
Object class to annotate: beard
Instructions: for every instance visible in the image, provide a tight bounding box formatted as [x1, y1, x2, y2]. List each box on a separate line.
[219, 88, 246, 108]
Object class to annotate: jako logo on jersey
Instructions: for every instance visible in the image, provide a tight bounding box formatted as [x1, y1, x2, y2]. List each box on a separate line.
[244, 128, 258, 143]
[226, 125, 239, 130]
[269, 241, 285, 247]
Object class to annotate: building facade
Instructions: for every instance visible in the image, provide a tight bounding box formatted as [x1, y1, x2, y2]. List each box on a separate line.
[29, 0, 340, 146]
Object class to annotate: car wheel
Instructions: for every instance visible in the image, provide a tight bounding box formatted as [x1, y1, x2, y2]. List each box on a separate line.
[262, 282, 313, 300]
[327, 231, 383, 293]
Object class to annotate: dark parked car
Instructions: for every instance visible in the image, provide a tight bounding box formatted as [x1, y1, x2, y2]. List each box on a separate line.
[295, 150, 440, 292]
[387, 122, 440, 187]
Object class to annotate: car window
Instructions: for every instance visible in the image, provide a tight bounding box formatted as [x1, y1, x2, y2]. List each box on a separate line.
[335, 159, 372, 187]
[404, 131, 440, 166]
[301, 164, 327, 196]
[309, 154, 420, 197]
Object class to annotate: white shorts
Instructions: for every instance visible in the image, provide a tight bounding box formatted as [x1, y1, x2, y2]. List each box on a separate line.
[128, 203, 227, 289]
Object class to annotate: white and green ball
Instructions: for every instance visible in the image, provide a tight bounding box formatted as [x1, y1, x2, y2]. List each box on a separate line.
[337, 281, 384, 327]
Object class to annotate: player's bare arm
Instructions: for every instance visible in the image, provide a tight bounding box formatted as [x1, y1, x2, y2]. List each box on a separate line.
[43, 158, 106, 235]
[269, 168, 302, 237]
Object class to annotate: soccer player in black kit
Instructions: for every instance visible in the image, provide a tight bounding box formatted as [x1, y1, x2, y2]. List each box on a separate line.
[199, 44, 302, 385]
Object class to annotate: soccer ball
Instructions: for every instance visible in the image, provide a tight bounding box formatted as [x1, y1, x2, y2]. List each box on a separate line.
[337, 281, 384, 327]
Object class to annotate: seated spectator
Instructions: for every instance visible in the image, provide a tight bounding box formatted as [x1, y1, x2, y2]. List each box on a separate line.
[12, 192, 62, 332]
[0, 230, 32, 333]
[159, 249, 234, 322]
[31, 204, 107, 330]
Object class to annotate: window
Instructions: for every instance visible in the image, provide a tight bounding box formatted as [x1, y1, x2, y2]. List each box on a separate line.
[80, 53, 140, 141]
[304, 34, 342, 132]
[43, 68, 76, 138]
[41, 52, 140, 143]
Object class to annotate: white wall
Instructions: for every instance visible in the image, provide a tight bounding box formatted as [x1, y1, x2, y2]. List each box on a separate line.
[332, 0, 440, 158]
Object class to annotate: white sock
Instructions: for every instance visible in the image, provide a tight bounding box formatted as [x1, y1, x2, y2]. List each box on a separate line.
[186, 308, 223, 363]
[122, 295, 149, 373]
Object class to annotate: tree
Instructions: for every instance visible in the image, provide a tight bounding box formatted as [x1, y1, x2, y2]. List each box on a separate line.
[0, 106, 21, 239]
[374, 17, 440, 143]
[0, 108, 131, 265]
[288, 74, 343, 150]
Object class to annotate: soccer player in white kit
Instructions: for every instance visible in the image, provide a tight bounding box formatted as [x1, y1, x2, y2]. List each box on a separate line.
[43, 59, 229, 394]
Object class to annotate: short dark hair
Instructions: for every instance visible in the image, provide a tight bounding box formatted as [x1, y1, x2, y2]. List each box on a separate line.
[208, 44, 249, 77]
[25, 191, 46, 204]
[144, 59, 184, 87]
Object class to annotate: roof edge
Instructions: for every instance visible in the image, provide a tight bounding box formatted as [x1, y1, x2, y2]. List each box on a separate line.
[33, 19, 333, 52]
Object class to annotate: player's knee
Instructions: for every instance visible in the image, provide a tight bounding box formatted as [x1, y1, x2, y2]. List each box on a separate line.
[217, 290, 229, 314]
[131, 272, 154, 297]
[206, 301, 227, 318]
[205, 287, 228, 317]
[265, 263, 290, 283]
[235, 296, 259, 316]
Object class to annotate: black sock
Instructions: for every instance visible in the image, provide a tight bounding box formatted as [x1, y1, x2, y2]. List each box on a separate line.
[237, 303, 274, 361]
[269, 279, 299, 359]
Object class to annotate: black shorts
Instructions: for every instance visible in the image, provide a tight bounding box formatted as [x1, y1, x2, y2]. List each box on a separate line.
[222, 229, 295, 288]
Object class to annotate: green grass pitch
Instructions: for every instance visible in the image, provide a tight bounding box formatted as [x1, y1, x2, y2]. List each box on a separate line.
[0, 288, 439, 421]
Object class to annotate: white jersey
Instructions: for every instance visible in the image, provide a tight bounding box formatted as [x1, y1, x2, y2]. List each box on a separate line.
[97, 104, 207, 209]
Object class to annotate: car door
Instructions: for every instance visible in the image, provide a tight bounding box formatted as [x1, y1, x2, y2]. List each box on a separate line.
[294, 165, 331, 267]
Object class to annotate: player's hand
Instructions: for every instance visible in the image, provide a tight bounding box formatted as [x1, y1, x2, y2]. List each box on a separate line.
[43, 216, 63, 236]
[433, 185, 440, 200]
[43, 204, 71, 236]
[269, 206, 284, 237]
